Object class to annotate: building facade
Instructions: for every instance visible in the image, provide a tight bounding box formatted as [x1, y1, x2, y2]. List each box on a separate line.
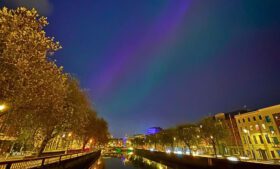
[235, 105, 280, 160]
[214, 110, 249, 156]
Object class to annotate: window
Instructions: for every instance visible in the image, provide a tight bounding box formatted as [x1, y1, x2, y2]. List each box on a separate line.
[269, 126, 275, 132]
[253, 135, 258, 144]
[238, 119, 240, 123]
[262, 124, 266, 129]
[271, 151, 276, 158]
[243, 119, 245, 123]
[248, 118, 251, 122]
[277, 150, 280, 157]
[259, 135, 264, 144]
[259, 115, 262, 120]
[265, 116, 271, 123]
[253, 116, 256, 121]
[248, 136, 252, 144]
[250, 125, 253, 131]
[255, 124, 259, 131]
[273, 137, 279, 144]
[265, 134, 271, 144]
[243, 136, 247, 144]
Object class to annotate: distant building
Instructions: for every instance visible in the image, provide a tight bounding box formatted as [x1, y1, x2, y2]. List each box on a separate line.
[130, 134, 145, 139]
[146, 127, 163, 135]
[235, 105, 280, 160]
[107, 138, 124, 147]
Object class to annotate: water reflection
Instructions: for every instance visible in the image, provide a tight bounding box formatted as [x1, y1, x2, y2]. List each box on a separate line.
[89, 153, 172, 169]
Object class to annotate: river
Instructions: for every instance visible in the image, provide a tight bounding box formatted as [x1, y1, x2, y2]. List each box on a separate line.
[89, 153, 172, 169]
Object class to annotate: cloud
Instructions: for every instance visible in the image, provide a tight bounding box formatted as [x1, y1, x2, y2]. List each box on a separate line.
[3, 0, 53, 15]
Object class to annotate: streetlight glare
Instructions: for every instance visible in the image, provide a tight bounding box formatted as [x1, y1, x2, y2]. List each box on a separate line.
[243, 129, 248, 133]
[0, 104, 6, 111]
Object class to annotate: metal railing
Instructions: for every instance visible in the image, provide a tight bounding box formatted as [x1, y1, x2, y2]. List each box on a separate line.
[0, 151, 90, 169]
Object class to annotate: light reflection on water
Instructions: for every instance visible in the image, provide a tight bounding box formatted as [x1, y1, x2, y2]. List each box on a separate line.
[89, 153, 172, 169]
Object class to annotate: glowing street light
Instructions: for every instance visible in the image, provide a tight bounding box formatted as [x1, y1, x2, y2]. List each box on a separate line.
[243, 129, 248, 133]
[0, 104, 7, 111]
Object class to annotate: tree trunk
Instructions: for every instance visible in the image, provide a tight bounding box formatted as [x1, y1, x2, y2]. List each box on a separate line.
[8, 142, 15, 156]
[37, 129, 54, 157]
[37, 136, 49, 157]
[82, 139, 89, 151]
[212, 139, 217, 158]
[186, 144, 192, 155]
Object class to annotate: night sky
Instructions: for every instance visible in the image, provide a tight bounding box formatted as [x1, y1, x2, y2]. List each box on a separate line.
[2, 0, 280, 137]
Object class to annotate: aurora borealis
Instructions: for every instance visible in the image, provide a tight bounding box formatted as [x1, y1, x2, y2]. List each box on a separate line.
[2, 0, 280, 137]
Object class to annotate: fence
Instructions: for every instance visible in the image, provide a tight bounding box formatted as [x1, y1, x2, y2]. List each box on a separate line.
[0, 151, 99, 169]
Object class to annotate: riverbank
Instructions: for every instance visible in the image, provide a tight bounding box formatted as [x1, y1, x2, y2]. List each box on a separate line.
[135, 149, 279, 169]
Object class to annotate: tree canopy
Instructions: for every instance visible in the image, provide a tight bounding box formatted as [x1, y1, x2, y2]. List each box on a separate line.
[0, 7, 109, 156]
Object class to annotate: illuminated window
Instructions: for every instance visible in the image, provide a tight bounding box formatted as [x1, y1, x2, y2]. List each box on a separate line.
[250, 125, 253, 131]
[255, 124, 259, 131]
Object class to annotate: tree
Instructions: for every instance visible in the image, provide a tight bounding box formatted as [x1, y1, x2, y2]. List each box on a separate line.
[94, 118, 109, 145]
[198, 117, 227, 157]
[157, 129, 176, 151]
[0, 7, 109, 156]
[176, 124, 199, 155]
[131, 137, 145, 148]
[78, 111, 109, 150]
[0, 7, 65, 156]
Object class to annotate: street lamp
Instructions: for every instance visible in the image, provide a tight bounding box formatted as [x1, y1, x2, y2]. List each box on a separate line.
[0, 104, 8, 132]
[0, 104, 6, 111]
